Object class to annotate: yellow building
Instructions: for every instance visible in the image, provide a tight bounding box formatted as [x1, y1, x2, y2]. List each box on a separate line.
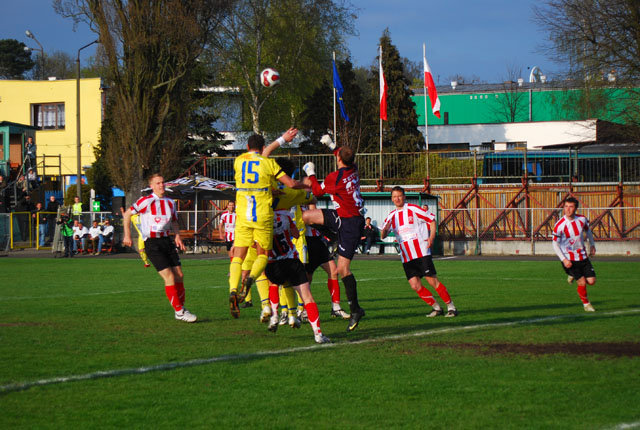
[0, 78, 104, 178]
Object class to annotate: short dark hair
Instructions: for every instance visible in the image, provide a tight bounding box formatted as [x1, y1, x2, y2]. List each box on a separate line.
[276, 157, 295, 176]
[338, 146, 355, 166]
[391, 186, 405, 195]
[247, 134, 265, 150]
[147, 173, 163, 184]
[565, 196, 579, 208]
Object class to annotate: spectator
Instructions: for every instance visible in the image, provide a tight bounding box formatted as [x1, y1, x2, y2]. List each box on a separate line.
[96, 219, 114, 255]
[73, 220, 89, 254]
[89, 220, 102, 255]
[26, 168, 38, 191]
[57, 212, 74, 258]
[25, 136, 37, 169]
[15, 194, 35, 242]
[0, 175, 6, 213]
[46, 195, 60, 243]
[72, 196, 83, 219]
[33, 202, 48, 247]
[360, 216, 378, 255]
[16, 175, 28, 197]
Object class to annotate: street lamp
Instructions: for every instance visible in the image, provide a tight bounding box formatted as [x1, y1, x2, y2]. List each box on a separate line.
[25, 30, 44, 80]
[76, 39, 99, 200]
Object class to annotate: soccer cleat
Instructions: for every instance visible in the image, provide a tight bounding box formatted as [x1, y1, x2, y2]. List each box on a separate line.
[347, 308, 365, 332]
[278, 310, 288, 326]
[241, 300, 253, 309]
[445, 308, 459, 318]
[298, 308, 309, 323]
[331, 308, 350, 319]
[314, 333, 331, 344]
[268, 314, 279, 332]
[238, 276, 254, 303]
[260, 306, 272, 323]
[144, 263, 151, 268]
[427, 308, 444, 318]
[567, 275, 575, 284]
[175, 308, 197, 323]
[288, 315, 301, 328]
[583, 303, 596, 312]
[229, 291, 240, 319]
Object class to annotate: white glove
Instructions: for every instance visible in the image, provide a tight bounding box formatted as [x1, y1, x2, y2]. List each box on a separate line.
[276, 136, 292, 148]
[302, 162, 316, 177]
[320, 134, 336, 150]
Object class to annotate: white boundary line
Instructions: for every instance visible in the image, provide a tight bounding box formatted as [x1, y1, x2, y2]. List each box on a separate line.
[610, 422, 640, 430]
[1, 308, 638, 395]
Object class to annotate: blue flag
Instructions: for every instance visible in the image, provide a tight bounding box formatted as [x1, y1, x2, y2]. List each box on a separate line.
[332, 60, 350, 122]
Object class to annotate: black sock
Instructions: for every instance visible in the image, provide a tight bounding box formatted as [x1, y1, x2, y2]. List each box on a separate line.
[342, 274, 359, 313]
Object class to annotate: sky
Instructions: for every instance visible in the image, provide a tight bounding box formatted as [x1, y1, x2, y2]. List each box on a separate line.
[1, 0, 561, 84]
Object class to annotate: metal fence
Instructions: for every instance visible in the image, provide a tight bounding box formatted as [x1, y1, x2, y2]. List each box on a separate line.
[205, 150, 640, 185]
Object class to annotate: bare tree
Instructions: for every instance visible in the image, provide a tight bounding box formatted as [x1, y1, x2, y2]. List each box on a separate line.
[55, 0, 230, 201]
[534, 0, 640, 136]
[490, 66, 528, 123]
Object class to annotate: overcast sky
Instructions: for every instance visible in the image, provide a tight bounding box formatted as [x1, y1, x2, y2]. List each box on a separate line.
[1, 0, 561, 84]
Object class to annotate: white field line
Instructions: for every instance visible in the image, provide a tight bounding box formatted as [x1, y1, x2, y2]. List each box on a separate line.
[1, 308, 638, 395]
[610, 421, 640, 430]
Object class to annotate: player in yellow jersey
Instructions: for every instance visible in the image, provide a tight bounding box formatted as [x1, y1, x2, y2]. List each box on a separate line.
[229, 129, 307, 318]
[121, 208, 151, 267]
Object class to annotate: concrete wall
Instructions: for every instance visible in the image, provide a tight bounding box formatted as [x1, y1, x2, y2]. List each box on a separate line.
[439, 239, 640, 257]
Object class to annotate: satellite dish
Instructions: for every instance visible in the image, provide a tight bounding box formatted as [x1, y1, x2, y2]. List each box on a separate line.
[529, 66, 543, 83]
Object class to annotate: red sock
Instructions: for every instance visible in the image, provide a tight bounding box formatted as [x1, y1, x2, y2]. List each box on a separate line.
[327, 279, 340, 303]
[305, 302, 321, 334]
[435, 282, 452, 304]
[176, 282, 185, 306]
[269, 284, 280, 314]
[165, 285, 182, 311]
[416, 286, 436, 306]
[577, 285, 589, 304]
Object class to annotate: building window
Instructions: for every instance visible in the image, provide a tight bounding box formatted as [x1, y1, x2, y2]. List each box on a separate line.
[31, 103, 65, 130]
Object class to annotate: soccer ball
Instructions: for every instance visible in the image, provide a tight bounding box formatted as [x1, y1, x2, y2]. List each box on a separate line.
[260, 68, 280, 87]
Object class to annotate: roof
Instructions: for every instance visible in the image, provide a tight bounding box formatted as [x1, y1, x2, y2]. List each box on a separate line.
[0, 121, 37, 130]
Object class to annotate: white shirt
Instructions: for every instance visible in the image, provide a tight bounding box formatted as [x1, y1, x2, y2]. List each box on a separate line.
[89, 226, 102, 239]
[73, 226, 89, 238]
[101, 225, 114, 236]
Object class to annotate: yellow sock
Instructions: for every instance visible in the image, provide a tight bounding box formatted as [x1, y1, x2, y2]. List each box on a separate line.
[229, 257, 243, 293]
[249, 254, 268, 280]
[296, 291, 304, 312]
[256, 273, 269, 305]
[283, 286, 297, 316]
[140, 249, 150, 266]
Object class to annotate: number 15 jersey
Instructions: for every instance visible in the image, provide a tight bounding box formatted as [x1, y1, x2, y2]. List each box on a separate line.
[234, 151, 285, 229]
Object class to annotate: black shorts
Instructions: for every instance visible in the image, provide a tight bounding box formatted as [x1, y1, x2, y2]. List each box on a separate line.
[305, 235, 331, 274]
[265, 258, 309, 287]
[403, 255, 437, 280]
[322, 209, 364, 260]
[145, 237, 181, 272]
[225, 241, 233, 251]
[562, 259, 596, 280]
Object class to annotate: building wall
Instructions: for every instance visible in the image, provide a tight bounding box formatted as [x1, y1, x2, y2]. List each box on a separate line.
[0, 78, 103, 176]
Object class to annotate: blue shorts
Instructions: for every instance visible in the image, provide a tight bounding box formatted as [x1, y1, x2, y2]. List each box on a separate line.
[322, 209, 364, 260]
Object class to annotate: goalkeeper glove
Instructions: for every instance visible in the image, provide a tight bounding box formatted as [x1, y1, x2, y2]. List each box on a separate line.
[320, 134, 336, 150]
[302, 162, 316, 177]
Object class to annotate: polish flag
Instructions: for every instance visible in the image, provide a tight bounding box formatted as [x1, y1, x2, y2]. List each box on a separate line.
[379, 49, 388, 121]
[423, 55, 441, 118]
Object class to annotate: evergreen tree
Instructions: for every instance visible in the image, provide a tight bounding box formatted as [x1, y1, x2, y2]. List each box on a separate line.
[365, 29, 423, 153]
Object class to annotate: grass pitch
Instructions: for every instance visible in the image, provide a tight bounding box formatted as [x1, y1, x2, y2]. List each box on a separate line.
[1, 256, 639, 428]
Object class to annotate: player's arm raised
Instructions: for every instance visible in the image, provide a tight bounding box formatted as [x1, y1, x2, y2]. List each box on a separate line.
[262, 128, 298, 157]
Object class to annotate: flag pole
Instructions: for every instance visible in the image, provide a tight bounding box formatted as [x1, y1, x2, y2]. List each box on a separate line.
[379, 45, 383, 182]
[423, 43, 430, 180]
[333, 51, 337, 148]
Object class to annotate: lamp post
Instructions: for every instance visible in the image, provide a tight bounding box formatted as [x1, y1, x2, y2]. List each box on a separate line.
[76, 39, 99, 200]
[25, 30, 44, 80]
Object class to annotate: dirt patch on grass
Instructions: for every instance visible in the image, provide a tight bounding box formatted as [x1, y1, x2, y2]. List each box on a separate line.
[428, 342, 640, 358]
[0, 322, 47, 327]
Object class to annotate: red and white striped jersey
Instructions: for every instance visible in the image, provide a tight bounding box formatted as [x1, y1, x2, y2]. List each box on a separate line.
[130, 193, 178, 240]
[552, 214, 590, 261]
[220, 210, 236, 241]
[269, 209, 299, 262]
[382, 204, 435, 263]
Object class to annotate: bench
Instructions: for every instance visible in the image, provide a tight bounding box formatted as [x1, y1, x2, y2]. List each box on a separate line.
[178, 229, 225, 253]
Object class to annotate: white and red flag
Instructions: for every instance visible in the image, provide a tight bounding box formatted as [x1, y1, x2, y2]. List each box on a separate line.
[423, 54, 441, 118]
[379, 47, 388, 121]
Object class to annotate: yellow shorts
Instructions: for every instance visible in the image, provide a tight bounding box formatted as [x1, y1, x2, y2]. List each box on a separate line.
[242, 246, 258, 271]
[234, 221, 273, 250]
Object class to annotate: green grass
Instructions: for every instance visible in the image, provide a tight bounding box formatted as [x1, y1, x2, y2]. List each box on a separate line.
[1, 257, 639, 428]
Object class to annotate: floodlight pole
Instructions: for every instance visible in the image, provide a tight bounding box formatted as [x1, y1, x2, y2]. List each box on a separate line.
[76, 39, 99, 200]
[25, 30, 44, 80]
